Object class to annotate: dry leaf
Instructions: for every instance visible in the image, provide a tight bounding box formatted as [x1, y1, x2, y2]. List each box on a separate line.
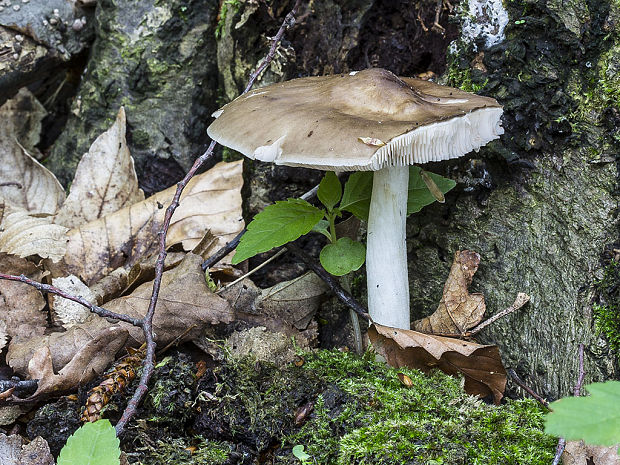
[51, 275, 97, 327]
[27, 328, 129, 398]
[369, 323, 507, 403]
[0, 433, 54, 465]
[0, 253, 47, 342]
[63, 160, 244, 285]
[0, 208, 68, 262]
[0, 89, 65, 214]
[0, 320, 7, 352]
[256, 272, 330, 330]
[413, 250, 486, 335]
[54, 107, 145, 229]
[563, 440, 620, 465]
[8, 254, 234, 383]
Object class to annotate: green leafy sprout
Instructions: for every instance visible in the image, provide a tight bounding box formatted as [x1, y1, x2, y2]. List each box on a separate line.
[57, 419, 120, 465]
[232, 167, 455, 276]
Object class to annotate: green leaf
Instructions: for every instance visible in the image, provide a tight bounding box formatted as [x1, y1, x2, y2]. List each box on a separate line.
[233, 199, 324, 264]
[545, 381, 620, 447]
[340, 172, 373, 221]
[311, 219, 331, 239]
[57, 420, 120, 465]
[340, 168, 456, 221]
[317, 171, 342, 211]
[319, 237, 366, 276]
[292, 444, 311, 462]
[407, 166, 456, 215]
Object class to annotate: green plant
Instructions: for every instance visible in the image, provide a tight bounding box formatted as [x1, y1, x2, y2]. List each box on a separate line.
[592, 260, 620, 351]
[57, 419, 120, 465]
[545, 381, 620, 452]
[232, 167, 455, 276]
[292, 444, 313, 464]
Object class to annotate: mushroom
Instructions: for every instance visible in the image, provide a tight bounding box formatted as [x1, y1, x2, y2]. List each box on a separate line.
[207, 68, 503, 329]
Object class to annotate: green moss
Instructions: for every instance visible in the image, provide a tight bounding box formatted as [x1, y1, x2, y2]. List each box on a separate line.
[131, 437, 231, 465]
[215, 0, 241, 39]
[221, 146, 244, 162]
[445, 63, 488, 93]
[593, 260, 620, 352]
[276, 350, 555, 464]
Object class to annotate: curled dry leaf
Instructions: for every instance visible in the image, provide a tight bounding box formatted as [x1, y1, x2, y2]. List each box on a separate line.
[369, 323, 507, 403]
[50, 275, 97, 327]
[562, 441, 620, 465]
[54, 107, 145, 229]
[63, 160, 244, 285]
[8, 254, 234, 387]
[0, 253, 47, 342]
[0, 89, 65, 214]
[0, 433, 54, 465]
[0, 208, 68, 262]
[412, 250, 486, 335]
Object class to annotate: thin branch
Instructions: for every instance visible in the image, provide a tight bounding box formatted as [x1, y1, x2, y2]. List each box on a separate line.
[216, 248, 286, 293]
[552, 439, 566, 465]
[0, 379, 38, 398]
[507, 368, 549, 409]
[0, 273, 142, 326]
[285, 242, 370, 321]
[116, 1, 305, 435]
[468, 292, 530, 336]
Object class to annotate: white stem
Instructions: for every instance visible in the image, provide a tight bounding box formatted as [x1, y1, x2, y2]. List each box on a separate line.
[366, 166, 410, 329]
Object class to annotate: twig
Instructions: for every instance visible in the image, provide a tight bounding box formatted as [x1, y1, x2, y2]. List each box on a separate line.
[116, 0, 305, 436]
[0, 273, 142, 326]
[0, 379, 38, 398]
[552, 343, 585, 465]
[216, 248, 286, 293]
[507, 368, 549, 409]
[468, 293, 530, 336]
[285, 242, 370, 321]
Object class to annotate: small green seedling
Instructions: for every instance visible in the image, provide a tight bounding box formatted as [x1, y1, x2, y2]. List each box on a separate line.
[232, 167, 455, 276]
[292, 444, 313, 464]
[57, 419, 120, 465]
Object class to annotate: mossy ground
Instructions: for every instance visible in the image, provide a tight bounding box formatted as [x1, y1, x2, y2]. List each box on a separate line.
[593, 260, 620, 352]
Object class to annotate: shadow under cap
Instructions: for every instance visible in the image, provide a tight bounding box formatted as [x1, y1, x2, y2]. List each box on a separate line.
[207, 68, 503, 171]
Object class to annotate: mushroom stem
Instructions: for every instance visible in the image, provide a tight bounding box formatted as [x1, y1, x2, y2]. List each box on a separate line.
[366, 165, 410, 329]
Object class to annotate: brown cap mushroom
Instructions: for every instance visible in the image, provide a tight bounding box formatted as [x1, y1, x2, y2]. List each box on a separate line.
[208, 68, 503, 329]
[207, 68, 503, 171]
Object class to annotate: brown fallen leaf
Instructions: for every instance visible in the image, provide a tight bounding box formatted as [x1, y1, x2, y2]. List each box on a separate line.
[27, 327, 129, 398]
[0, 434, 54, 465]
[54, 107, 145, 229]
[369, 323, 507, 403]
[63, 160, 244, 285]
[0, 253, 47, 345]
[8, 254, 234, 382]
[256, 272, 330, 330]
[562, 440, 620, 465]
[0, 89, 65, 215]
[0, 207, 68, 262]
[412, 250, 485, 335]
[50, 275, 97, 327]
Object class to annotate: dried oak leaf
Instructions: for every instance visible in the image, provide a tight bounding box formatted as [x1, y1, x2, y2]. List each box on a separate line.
[368, 323, 507, 403]
[562, 440, 620, 465]
[0, 207, 68, 262]
[54, 107, 145, 229]
[0, 433, 54, 465]
[0, 253, 46, 342]
[412, 250, 485, 335]
[63, 160, 244, 285]
[0, 89, 65, 214]
[27, 327, 129, 398]
[8, 254, 234, 382]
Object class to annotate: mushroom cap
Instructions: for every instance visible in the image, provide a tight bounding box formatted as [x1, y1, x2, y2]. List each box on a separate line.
[207, 68, 503, 171]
